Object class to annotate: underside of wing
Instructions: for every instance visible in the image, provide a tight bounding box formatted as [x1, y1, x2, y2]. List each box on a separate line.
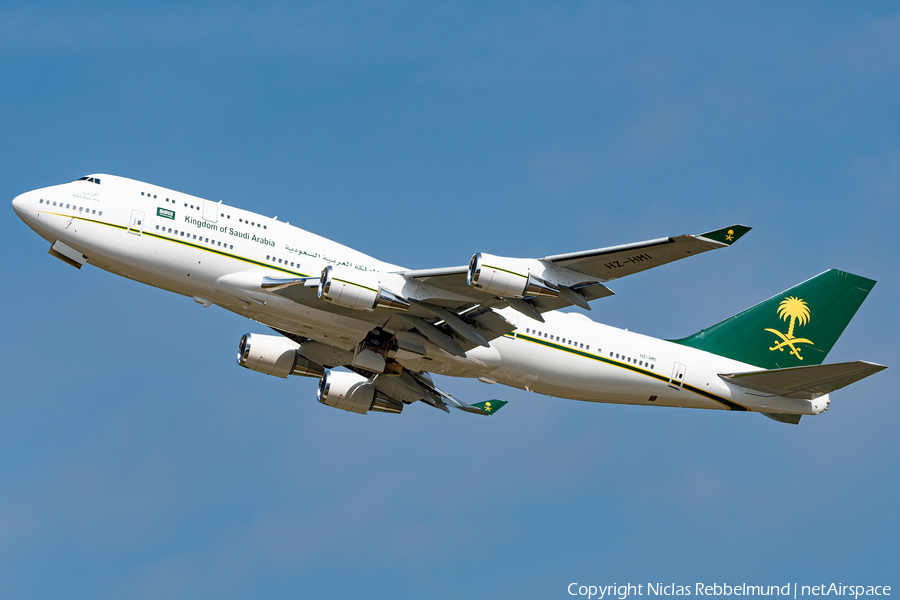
[395, 266, 614, 319]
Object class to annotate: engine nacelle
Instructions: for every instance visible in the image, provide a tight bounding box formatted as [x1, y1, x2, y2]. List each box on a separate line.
[318, 265, 410, 311]
[317, 370, 403, 414]
[237, 333, 325, 378]
[467, 253, 559, 299]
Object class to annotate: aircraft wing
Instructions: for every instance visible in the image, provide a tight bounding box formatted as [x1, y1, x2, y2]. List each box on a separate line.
[260, 225, 750, 353]
[399, 224, 750, 316]
[541, 224, 751, 282]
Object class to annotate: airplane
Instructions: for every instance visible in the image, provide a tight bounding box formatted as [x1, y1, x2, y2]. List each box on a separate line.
[11, 174, 887, 424]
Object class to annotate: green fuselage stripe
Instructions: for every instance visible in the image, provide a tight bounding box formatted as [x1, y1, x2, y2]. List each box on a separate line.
[509, 333, 747, 411]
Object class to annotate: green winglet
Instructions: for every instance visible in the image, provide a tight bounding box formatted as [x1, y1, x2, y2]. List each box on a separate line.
[472, 400, 507, 415]
[698, 224, 752, 246]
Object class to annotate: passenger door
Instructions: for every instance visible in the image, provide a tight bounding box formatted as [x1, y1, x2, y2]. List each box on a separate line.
[669, 362, 686, 390]
[128, 209, 145, 235]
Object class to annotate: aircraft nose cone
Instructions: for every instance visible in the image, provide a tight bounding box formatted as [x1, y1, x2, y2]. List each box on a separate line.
[11, 193, 29, 218]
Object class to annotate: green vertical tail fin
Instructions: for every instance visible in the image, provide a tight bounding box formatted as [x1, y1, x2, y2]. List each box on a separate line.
[670, 270, 876, 369]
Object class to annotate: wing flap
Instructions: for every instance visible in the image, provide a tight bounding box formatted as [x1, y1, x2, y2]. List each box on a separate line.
[528, 282, 615, 313]
[467, 307, 517, 339]
[720, 361, 887, 400]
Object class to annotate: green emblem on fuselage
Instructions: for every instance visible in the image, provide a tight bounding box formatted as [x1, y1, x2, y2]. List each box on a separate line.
[157, 207, 175, 220]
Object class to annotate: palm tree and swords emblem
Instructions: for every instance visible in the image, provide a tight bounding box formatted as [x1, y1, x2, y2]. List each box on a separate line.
[765, 296, 814, 360]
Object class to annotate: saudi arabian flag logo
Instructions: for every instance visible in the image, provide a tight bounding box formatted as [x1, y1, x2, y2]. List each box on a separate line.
[471, 399, 507, 415]
[765, 296, 814, 360]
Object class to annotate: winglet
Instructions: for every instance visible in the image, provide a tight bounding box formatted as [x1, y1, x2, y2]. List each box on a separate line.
[408, 371, 509, 416]
[697, 224, 751, 246]
[471, 400, 508, 415]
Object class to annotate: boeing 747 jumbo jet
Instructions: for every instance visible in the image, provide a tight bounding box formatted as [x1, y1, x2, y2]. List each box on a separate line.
[12, 174, 886, 424]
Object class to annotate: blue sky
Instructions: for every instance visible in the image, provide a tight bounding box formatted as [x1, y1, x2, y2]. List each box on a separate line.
[2, 2, 898, 598]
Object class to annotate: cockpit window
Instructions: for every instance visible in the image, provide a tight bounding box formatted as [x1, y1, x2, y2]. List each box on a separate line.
[76, 176, 101, 185]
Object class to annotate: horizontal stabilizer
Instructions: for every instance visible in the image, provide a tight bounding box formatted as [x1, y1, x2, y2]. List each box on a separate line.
[720, 361, 887, 400]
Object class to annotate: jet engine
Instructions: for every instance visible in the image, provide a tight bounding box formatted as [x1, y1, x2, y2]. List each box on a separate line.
[237, 333, 325, 378]
[467, 253, 559, 298]
[318, 265, 410, 311]
[317, 370, 404, 414]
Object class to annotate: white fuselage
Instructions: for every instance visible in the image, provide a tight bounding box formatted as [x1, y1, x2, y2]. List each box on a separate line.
[12, 174, 829, 417]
